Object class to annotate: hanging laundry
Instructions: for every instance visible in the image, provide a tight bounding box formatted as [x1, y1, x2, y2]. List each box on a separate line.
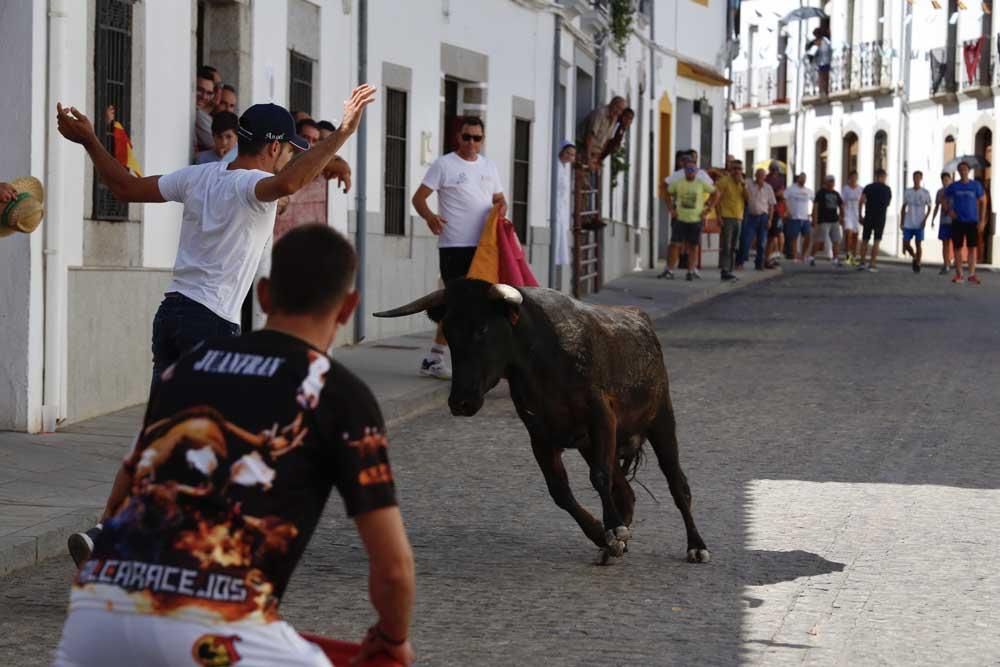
[963, 36, 985, 84]
[929, 47, 948, 93]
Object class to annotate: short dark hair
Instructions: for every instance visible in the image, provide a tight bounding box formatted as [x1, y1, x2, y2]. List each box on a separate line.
[622, 107, 635, 117]
[316, 120, 337, 133]
[198, 65, 218, 82]
[211, 111, 239, 136]
[941, 171, 951, 179]
[875, 168, 887, 178]
[222, 83, 237, 94]
[269, 224, 358, 314]
[296, 118, 320, 134]
[848, 170, 859, 177]
[913, 170, 923, 178]
[958, 160, 971, 170]
[459, 116, 484, 132]
[610, 95, 626, 106]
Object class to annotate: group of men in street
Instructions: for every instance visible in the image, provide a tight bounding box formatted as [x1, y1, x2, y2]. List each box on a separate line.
[661, 153, 988, 283]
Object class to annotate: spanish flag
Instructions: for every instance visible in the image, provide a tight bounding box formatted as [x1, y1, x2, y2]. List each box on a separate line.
[112, 121, 143, 176]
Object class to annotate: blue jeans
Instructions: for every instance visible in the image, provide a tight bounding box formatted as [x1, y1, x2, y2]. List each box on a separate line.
[150, 292, 240, 391]
[740, 214, 770, 268]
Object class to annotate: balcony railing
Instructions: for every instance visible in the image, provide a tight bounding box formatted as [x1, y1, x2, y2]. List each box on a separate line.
[802, 41, 891, 100]
[732, 66, 788, 109]
[958, 37, 994, 92]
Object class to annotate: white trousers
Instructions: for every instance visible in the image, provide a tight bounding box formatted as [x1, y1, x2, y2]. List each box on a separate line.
[53, 607, 333, 667]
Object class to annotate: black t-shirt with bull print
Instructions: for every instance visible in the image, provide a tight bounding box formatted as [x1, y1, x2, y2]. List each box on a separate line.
[71, 330, 396, 624]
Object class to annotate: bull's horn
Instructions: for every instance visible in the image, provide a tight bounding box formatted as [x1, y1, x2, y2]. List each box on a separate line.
[373, 289, 446, 318]
[488, 283, 523, 305]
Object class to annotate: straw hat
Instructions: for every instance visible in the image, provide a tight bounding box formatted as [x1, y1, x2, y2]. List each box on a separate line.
[1, 176, 45, 238]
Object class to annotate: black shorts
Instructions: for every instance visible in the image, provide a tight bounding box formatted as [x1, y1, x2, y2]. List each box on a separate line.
[951, 221, 979, 249]
[677, 222, 703, 246]
[439, 246, 477, 283]
[670, 219, 686, 245]
[862, 219, 886, 242]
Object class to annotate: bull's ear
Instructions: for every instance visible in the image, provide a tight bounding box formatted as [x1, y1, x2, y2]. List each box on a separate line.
[427, 303, 448, 323]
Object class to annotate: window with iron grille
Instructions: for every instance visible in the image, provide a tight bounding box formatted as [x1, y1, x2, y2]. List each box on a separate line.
[289, 51, 314, 115]
[93, 0, 133, 221]
[511, 119, 531, 244]
[384, 89, 408, 236]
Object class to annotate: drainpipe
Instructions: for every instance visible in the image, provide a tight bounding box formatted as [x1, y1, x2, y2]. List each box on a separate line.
[42, 0, 68, 430]
[548, 14, 562, 289]
[897, 0, 913, 257]
[354, 0, 367, 342]
[647, 0, 655, 269]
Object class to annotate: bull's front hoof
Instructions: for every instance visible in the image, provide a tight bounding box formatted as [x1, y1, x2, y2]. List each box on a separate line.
[686, 548, 711, 563]
[595, 527, 631, 565]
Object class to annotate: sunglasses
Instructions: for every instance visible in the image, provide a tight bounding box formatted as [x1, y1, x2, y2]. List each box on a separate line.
[461, 133, 484, 143]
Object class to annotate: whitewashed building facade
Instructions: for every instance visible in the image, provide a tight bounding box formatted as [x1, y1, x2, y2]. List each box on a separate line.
[728, 0, 996, 264]
[0, 0, 731, 432]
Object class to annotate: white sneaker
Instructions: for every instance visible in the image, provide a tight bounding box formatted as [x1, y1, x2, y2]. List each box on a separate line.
[419, 358, 452, 380]
[691, 268, 702, 279]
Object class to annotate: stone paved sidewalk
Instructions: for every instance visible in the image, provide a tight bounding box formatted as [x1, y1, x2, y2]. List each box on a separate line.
[0, 267, 780, 575]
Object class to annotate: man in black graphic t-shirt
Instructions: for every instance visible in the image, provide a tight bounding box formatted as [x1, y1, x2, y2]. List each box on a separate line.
[810, 175, 844, 267]
[54, 225, 415, 667]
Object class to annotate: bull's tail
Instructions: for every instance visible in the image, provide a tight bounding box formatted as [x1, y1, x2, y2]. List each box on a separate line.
[619, 445, 660, 504]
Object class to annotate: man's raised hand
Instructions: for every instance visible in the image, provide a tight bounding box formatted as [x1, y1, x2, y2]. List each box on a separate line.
[56, 104, 97, 146]
[339, 84, 377, 137]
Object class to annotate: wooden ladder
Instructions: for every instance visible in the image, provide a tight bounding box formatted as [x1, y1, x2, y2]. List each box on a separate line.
[572, 164, 604, 298]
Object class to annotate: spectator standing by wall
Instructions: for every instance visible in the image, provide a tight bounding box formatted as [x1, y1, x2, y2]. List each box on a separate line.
[659, 150, 713, 278]
[193, 66, 217, 154]
[811, 174, 844, 267]
[945, 161, 987, 284]
[411, 116, 506, 379]
[900, 171, 932, 273]
[932, 172, 954, 275]
[841, 170, 863, 265]
[783, 173, 813, 261]
[668, 163, 718, 281]
[857, 169, 893, 273]
[554, 141, 576, 269]
[713, 158, 748, 281]
[739, 169, 776, 270]
[215, 83, 237, 114]
[194, 111, 238, 165]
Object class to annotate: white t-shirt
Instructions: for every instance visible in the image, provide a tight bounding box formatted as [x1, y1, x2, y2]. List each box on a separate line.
[158, 162, 277, 324]
[903, 187, 932, 229]
[841, 185, 863, 226]
[784, 184, 814, 219]
[665, 168, 713, 187]
[421, 152, 504, 248]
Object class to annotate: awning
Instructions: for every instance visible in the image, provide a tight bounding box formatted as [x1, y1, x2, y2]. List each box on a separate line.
[677, 60, 731, 87]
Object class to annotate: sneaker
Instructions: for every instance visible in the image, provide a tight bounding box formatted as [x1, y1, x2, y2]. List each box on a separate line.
[939, 266, 949, 275]
[720, 271, 738, 282]
[833, 257, 842, 267]
[915, 263, 921, 273]
[419, 358, 452, 380]
[808, 256, 816, 267]
[856, 262, 868, 271]
[952, 274, 965, 284]
[685, 271, 694, 281]
[912, 258, 918, 273]
[657, 269, 674, 279]
[968, 274, 981, 285]
[867, 266, 879, 273]
[691, 269, 702, 279]
[68, 524, 103, 568]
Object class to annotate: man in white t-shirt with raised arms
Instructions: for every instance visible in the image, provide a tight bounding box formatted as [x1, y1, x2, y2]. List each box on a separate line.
[55, 84, 376, 566]
[411, 116, 506, 379]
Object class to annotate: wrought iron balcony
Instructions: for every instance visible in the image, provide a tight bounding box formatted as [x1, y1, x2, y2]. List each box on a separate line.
[732, 66, 788, 110]
[958, 37, 993, 93]
[803, 42, 892, 101]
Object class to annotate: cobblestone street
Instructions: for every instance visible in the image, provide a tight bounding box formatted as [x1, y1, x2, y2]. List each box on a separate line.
[2, 265, 998, 666]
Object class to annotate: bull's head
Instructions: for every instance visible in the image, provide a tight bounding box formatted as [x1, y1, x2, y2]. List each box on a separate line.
[374, 279, 523, 417]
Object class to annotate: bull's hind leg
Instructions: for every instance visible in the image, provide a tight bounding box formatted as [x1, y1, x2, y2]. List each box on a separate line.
[530, 435, 607, 550]
[580, 394, 631, 563]
[647, 401, 710, 563]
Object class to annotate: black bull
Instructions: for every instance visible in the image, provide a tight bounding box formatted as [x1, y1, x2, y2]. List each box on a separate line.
[375, 279, 709, 563]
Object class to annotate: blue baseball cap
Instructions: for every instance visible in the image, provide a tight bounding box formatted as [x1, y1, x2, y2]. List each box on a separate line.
[237, 103, 309, 150]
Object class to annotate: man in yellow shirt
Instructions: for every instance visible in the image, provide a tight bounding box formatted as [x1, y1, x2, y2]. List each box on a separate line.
[668, 165, 718, 281]
[713, 159, 749, 281]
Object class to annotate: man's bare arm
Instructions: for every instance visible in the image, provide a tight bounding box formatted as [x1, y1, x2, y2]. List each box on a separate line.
[255, 85, 375, 202]
[355, 506, 415, 662]
[56, 104, 165, 203]
[412, 184, 445, 235]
